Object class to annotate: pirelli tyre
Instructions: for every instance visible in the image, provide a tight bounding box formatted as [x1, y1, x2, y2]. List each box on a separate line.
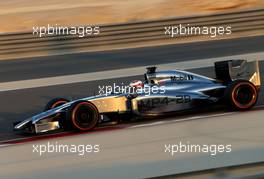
[68, 101, 100, 131]
[44, 97, 70, 111]
[225, 80, 258, 110]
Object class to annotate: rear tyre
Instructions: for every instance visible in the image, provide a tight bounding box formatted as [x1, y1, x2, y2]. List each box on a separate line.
[44, 97, 70, 111]
[68, 101, 100, 131]
[224, 80, 258, 110]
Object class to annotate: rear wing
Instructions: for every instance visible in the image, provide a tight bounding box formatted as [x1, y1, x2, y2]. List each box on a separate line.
[214, 60, 261, 87]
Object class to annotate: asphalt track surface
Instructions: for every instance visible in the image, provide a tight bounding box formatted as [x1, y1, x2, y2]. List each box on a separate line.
[0, 36, 263, 134]
[0, 109, 264, 179]
[0, 36, 263, 178]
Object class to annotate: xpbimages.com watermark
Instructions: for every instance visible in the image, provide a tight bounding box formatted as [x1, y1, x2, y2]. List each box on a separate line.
[32, 142, 100, 156]
[164, 141, 232, 156]
[32, 24, 100, 37]
[165, 24, 232, 38]
[98, 83, 166, 96]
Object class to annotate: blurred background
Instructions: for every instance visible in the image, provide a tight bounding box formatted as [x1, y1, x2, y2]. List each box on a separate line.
[0, 1, 264, 179]
[0, 0, 264, 32]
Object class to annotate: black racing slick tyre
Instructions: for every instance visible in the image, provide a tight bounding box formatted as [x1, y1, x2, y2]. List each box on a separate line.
[67, 101, 100, 131]
[224, 80, 258, 110]
[44, 97, 70, 111]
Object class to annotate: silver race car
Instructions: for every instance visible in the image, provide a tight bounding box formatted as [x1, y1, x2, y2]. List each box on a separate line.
[14, 60, 261, 134]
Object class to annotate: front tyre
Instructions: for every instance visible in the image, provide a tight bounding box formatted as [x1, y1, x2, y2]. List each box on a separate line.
[68, 101, 100, 131]
[44, 97, 71, 130]
[44, 97, 70, 111]
[225, 80, 258, 110]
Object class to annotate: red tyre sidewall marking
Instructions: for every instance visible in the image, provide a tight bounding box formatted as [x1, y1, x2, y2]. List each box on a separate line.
[51, 100, 68, 109]
[231, 82, 257, 109]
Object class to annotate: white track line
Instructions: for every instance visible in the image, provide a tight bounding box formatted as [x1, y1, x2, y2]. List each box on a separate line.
[0, 112, 235, 147]
[129, 105, 264, 129]
[0, 131, 69, 145]
[0, 52, 263, 92]
[1, 106, 264, 147]
[0, 144, 12, 147]
[128, 112, 236, 129]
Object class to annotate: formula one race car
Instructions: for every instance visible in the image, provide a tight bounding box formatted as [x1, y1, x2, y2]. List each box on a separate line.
[14, 60, 261, 134]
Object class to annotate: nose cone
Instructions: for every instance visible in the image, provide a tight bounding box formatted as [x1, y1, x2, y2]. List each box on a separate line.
[13, 118, 31, 130]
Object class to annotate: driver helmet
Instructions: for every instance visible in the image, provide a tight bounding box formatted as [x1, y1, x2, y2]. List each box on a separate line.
[129, 80, 144, 88]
